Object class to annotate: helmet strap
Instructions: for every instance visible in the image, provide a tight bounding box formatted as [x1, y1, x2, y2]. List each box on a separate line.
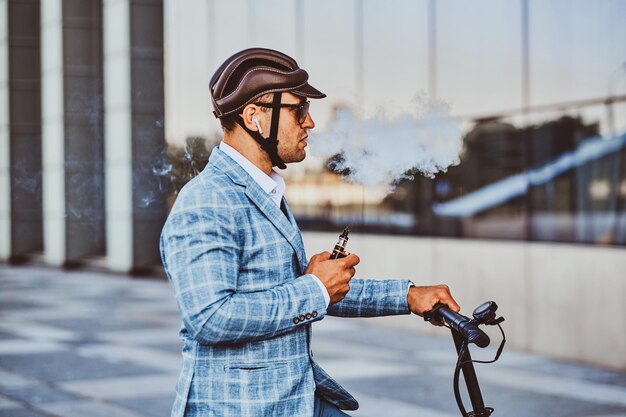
[269, 91, 282, 140]
[234, 92, 286, 169]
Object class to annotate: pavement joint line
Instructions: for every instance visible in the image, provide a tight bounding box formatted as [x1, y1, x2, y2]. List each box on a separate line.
[0, 340, 67, 355]
[434, 365, 626, 408]
[0, 321, 81, 343]
[316, 357, 421, 380]
[36, 399, 149, 417]
[58, 373, 178, 399]
[0, 364, 153, 417]
[0, 366, 40, 388]
[95, 328, 183, 344]
[0, 393, 23, 410]
[349, 390, 457, 417]
[0, 367, 160, 417]
[586, 414, 626, 417]
[75, 344, 181, 372]
[313, 337, 411, 362]
[0, 381, 66, 417]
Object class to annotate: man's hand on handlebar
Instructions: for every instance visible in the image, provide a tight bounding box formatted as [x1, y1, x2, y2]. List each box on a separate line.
[408, 284, 460, 326]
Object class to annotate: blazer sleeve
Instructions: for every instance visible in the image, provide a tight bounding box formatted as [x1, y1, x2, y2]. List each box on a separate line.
[160, 197, 327, 346]
[326, 278, 411, 317]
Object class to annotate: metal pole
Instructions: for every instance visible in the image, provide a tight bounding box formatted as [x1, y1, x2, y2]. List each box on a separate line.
[295, 0, 304, 64]
[521, 0, 533, 243]
[247, 0, 255, 46]
[452, 329, 489, 415]
[608, 62, 626, 243]
[207, 0, 215, 69]
[428, 0, 437, 103]
[354, 0, 364, 115]
[521, 0, 530, 115]
[354, 0, 365, 226]
[427, 0, 438, 235]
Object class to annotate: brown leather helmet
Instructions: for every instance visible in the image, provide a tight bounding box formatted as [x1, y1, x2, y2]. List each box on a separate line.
[209, 48, 326, 169]
[209, 47, 326, 119]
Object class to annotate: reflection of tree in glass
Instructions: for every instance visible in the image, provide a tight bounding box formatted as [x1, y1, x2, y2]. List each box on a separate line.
[381, 115, 603, 237]
[325, 154, 351, 177]
[167, 135, 219, 197]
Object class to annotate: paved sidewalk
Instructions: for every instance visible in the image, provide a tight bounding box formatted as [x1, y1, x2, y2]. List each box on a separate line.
[1, 265, 626, 417]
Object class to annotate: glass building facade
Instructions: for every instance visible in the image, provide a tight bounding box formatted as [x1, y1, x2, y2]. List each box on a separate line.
[165, 0, 626, 246]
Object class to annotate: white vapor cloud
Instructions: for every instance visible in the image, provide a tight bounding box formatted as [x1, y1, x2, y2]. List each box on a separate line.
[307, 100, 463, 191]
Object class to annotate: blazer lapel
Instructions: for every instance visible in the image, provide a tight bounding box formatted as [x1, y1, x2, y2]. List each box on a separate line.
[243, 185, 307, 270]
[281, 198, 307, 272]
[209, 148, 307, 269]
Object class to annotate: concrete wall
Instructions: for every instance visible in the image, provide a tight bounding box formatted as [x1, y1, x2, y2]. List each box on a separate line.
[103, 0, 166, 273]
[303, 232, 626, 370]
[41, 0, 106, 266]
[0, 0, 10, 260]
[0, 0, 42, 261]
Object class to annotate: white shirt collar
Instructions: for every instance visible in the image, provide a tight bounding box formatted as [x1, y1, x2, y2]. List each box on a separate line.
[219, 141, 285, 207]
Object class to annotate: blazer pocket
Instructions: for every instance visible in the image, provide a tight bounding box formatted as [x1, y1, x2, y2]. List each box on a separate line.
[223, 360, 292, 400]
[225, 360, 288, 372]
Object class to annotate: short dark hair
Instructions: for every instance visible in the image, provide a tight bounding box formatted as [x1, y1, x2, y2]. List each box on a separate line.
[219, 114, 239, 133]
[219, 93, 273, 133]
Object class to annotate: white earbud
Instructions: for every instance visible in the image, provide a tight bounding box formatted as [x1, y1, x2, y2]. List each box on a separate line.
[252, 116, 263, 135]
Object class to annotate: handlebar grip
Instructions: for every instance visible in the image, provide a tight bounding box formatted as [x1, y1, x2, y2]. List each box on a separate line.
[427, 304, 491, 348]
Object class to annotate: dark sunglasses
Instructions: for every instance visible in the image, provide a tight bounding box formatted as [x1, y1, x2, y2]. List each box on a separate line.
[253, 100, 310, 124]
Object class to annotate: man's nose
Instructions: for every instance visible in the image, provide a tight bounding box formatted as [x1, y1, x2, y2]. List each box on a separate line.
[302, 112, 315, 130]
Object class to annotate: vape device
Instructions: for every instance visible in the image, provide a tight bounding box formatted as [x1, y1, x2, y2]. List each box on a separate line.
[330, 226, 350, 259]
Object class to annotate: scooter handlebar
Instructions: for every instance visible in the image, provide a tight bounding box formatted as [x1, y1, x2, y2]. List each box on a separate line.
[425, 304, 491, 348]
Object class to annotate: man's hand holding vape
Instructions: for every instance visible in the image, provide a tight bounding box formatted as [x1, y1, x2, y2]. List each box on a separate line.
[305, 252, 360, 305]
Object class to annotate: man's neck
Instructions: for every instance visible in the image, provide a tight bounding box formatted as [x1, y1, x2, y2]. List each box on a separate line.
[223, 135, 273, 175]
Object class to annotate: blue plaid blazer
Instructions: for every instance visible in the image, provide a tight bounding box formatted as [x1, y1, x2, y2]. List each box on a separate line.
[160, 148, 411, 417]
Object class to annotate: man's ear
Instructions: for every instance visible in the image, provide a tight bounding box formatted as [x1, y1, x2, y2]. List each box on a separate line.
[241, 104, 263, 133]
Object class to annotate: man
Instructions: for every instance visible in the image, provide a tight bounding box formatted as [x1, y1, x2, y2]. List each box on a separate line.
[160, 48, 460, 417]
